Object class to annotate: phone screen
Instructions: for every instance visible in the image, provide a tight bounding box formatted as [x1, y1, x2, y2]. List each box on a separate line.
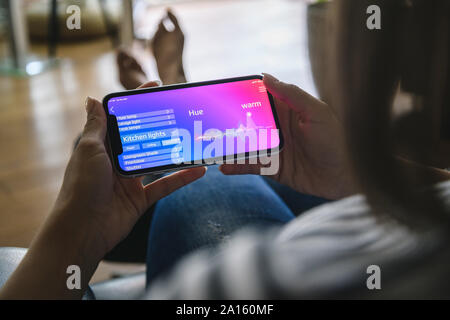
[104, 76, 282, 175]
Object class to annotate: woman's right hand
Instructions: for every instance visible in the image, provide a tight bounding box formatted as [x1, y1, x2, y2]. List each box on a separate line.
[220, 74, 359, 200]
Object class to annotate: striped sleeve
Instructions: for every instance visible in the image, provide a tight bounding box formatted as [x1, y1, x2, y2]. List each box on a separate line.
[144, 181, 450, 299]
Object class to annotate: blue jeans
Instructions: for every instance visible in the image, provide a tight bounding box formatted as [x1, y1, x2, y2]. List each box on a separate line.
[146, 166, 328, 285]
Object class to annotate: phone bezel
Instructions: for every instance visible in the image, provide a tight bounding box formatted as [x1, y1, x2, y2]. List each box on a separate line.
[102, 75, 284, 177]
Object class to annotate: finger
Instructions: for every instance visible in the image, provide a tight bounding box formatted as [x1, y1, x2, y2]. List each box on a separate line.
[166, 9, 180, 29]
[262, 73, 322, 116]
[144, 166, 207, 205]
[82, 97, 106, 142]
[138, 81, 161, 89]
[219, 164, 264, 176]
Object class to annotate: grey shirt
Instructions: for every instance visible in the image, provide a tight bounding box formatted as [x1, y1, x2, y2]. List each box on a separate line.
[145, 180, 450, 299]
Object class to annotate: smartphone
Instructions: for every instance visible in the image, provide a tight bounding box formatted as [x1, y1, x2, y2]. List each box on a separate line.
[103, 75, 283, 177]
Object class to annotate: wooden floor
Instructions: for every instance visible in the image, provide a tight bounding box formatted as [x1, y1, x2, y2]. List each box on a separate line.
[0, 0, 313, 282]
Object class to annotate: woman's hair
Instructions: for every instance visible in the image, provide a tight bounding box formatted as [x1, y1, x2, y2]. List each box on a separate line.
[330, 0, 450, 229]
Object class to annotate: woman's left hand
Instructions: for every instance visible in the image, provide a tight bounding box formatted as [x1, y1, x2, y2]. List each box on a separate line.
[54, 81, 206, 259]
[0, 81, 206, 300]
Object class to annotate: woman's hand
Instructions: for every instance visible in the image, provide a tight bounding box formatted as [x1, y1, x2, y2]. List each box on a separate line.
[55, 82, 206, 257]
[220, 74, 358, 200]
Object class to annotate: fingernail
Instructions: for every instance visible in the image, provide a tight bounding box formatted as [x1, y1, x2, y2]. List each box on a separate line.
[85, 96, 94, 113]
[155, 79, 162, 86]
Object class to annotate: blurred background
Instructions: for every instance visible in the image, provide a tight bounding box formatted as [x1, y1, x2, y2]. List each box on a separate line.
[0, 0, 320, 282]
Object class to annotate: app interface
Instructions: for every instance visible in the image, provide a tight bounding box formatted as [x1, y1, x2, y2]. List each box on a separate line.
[107, 79, 280, 172]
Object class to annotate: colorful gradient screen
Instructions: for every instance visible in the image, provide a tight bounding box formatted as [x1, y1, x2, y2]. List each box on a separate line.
[107, 78, 280, 172]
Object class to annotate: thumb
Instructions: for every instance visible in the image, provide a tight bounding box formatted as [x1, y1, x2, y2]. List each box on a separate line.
[262, 73, 322, 116]
[82, 97, 106, 142]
